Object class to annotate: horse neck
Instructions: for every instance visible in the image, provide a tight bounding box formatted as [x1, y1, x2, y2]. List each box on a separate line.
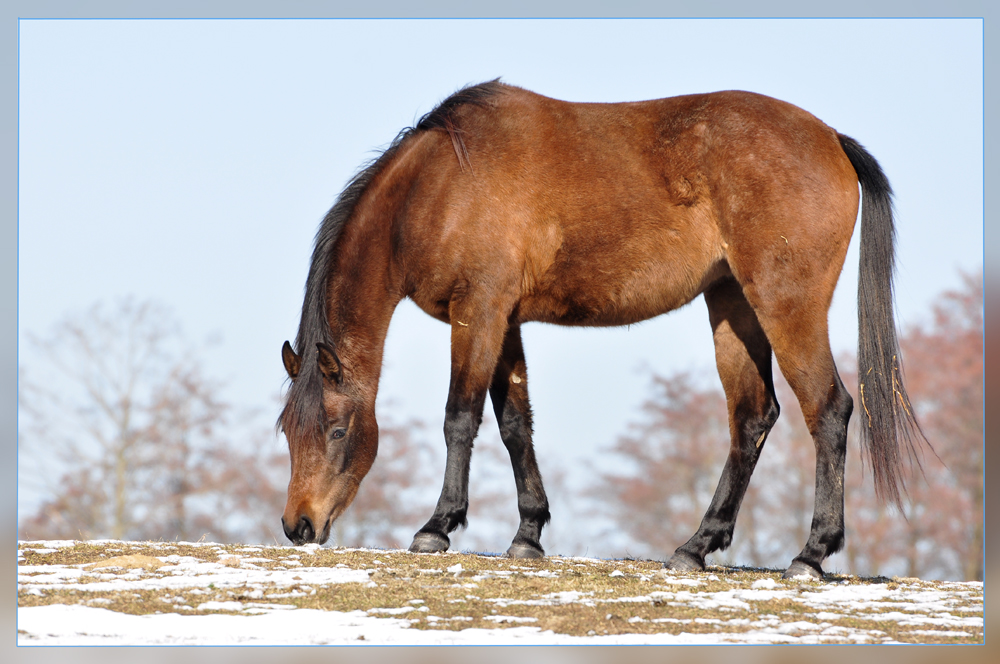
[325, 157, 416, 400]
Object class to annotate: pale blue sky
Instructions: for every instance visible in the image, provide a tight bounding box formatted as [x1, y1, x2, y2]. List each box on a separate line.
[17, 18, 983, 524]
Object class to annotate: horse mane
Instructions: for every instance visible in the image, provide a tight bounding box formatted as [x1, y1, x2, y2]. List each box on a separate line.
[279, 79, 505, 437]
[414, 78, 504, 172]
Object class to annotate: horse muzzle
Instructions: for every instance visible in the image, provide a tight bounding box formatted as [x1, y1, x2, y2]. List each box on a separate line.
[281, 513, 332, 545]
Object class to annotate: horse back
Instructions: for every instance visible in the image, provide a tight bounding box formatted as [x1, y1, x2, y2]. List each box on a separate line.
[394, 85, 859, 327]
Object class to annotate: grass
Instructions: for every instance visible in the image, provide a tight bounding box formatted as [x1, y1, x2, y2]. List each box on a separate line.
[18, 540, 984, 644]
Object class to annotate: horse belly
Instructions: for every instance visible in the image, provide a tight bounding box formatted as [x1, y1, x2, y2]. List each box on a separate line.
[521, 270, 710, 327]
[518, 211, 727, 327]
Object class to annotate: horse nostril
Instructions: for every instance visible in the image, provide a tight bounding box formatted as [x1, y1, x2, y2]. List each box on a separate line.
[282, 515, 315, 544]
[298, 515, 314, 542]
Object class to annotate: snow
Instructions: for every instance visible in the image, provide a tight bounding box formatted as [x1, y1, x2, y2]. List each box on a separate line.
[17, 540, 984, 646]
[18, 556, 372, 592]
[21, 604, 892, 646]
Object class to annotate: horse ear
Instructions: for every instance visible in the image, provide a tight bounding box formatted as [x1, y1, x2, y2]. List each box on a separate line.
[316, 342, 343, 384]
[282, 341, 301, 380]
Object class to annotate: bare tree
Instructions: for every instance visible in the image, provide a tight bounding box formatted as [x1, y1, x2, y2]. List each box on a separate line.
[18, 298, 477, 548]
[18, 299, 266, 543]
[595, 371, 819, 567]
[901, 271, 983, 580]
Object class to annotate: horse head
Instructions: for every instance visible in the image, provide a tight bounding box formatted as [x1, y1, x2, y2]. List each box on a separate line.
[278, 340, 377, 545]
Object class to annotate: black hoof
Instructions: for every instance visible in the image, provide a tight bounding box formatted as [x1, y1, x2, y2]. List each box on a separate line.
[506, 543, 545, 559]
[409, 532, 449, 553]
[782, 559, 823, 580]
[665, 551, 704, 572]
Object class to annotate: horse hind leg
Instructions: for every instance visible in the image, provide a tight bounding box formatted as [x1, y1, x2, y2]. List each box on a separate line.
[488, 325, 550, 558]
[752, 294, 853, 579]
[666, 278, 780, 572]
[775, 345, 853, 579]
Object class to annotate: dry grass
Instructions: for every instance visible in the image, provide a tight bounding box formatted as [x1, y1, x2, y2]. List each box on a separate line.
[18, 541, 984, 644]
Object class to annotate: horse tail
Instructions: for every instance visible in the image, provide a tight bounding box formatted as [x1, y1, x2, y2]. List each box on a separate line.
[838, 133, 926, 510]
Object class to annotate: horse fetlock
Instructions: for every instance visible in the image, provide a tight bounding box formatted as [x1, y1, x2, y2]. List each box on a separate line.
[446, 507, 470, 532]
[716, 530, 734, 552]
[517, 502, 551, 524]
[512, 517, 546, 547]
[818, 528, 845, 557]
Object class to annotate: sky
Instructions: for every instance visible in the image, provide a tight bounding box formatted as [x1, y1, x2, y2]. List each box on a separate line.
[16, 19, 983, 527]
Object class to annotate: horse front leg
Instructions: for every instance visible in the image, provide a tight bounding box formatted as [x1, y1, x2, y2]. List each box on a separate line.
[489, 325, 550, 558]
[409, 291, 512, 554]
[408, 392, 484, 553]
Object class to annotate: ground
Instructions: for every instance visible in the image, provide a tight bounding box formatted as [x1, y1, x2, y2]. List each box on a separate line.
[17, 540, 984, 646]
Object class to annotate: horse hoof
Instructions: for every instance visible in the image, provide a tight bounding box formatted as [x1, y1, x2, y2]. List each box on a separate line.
[409, 532, 449, 553]
[665, 551, 704, 572]
[506, 543, 545, 559]
[782, 560, 823, 580]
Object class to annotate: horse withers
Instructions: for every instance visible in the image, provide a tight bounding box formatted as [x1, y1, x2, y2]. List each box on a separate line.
[278, 80, 924, 578]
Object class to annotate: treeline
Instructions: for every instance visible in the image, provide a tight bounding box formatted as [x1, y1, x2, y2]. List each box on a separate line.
[17, 272, 982, 581]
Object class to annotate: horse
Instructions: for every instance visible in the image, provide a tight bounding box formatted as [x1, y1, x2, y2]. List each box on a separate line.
[278, 80, 924, 578]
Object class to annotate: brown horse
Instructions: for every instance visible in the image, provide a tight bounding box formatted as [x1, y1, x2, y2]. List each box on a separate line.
[278, 80, 924, 578]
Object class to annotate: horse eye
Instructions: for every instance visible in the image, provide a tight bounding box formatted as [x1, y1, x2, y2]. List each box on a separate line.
[331, 428, 347, 440]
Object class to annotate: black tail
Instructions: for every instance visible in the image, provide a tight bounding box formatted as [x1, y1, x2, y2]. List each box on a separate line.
[839, 133, 926, 510]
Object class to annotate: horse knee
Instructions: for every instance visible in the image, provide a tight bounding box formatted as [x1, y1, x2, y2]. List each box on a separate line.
[443, 408, 480, 446]
[737, 395, 779, 456]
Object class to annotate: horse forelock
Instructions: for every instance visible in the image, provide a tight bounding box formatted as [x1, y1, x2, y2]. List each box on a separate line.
[278, 367, 327, 446]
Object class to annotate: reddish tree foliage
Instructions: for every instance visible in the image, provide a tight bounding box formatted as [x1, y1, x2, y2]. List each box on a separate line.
[592, 372, 730, 559]
[592, 272, 983, 580]
[901, 271, 983, 580]
[839, 271, 983, 580]
[20, 271, 981, 575]
[592, 370, 816, 566]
